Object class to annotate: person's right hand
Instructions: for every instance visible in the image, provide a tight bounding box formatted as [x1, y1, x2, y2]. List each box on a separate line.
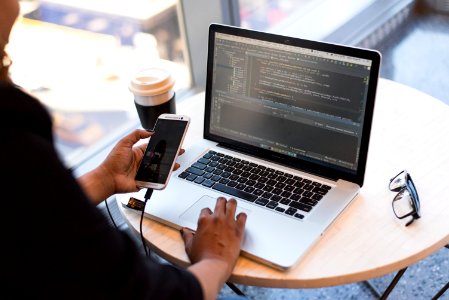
[181, 197, 247, 278]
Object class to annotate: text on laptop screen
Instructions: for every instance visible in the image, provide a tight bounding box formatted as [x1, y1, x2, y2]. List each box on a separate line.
[208, 32, 373, 173]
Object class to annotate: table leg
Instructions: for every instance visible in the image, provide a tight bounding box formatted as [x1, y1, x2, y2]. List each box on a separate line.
[226, 282, 246, 297]
[363, 267, 408, 299]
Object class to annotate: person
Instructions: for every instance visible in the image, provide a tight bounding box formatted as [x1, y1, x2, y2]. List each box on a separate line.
[0, 1, 247, 299]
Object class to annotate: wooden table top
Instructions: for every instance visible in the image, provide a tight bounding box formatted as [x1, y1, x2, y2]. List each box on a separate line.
[117, 78, 449, 288]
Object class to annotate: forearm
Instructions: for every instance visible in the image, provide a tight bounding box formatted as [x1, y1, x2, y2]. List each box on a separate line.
[77, 165, 115, 205]
[187, 259, 231, 300]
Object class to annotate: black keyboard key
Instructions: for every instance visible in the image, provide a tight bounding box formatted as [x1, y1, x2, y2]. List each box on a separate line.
[192, 162, 207, 170]
[211, 175, 221, 182]
[205, 166, 215, 173]
[246, 180, 256, 186]
[244, 186, 255, 193]
[221, 171, 231, 178]
[277, 176, 287, 183]
[229, 174, 239, 181]
[212, 183, 257, 202]
[303, 191, 313, 198]
[312, 194, 323, 201]
[272, 188, 283, 195]
[178, 172, 189, 179]
[203, 173, 213, 179]
[213, 169, 223, 175]
[275, 170, 284, 175]
[312, 182, 321, 187]
[266, 201, 278, 209]
[293, 176, 303, 181]
[275, 182, 286, 189]
[300, 197, 318, 206]
[237, 177, 248, 184]
[202, 180, 215, 187]
[249, 162, 258, 167]
[219, 178, 230, 185]
[255, 198, 270, 206]
[186, 174, 197, 181]
[258, 177, 268, 184]
[186, 167, 205, 176]
[294, 213, 304, 219]
[263, 185, 274, 192]
[236, 183, 246, 190]
[225, 166, 235, 172]
[203, 153, 213, 159]
[285, 208, 297, 215]
[293, 188, 304, 195]
[275, 207, 285, 213]
[209, 161, 219, 167]
[290, 194, 301, 201]
[216, 153, 224, 157]
[313, 187, 329, 195]
[234, 169, 243, 175]
[284, 173, 293, 178]
[303, 184, 314, 191]
[197, 158, 210, 165]
[262, 192, 273, 199]
[194, 177, 205, 184]
[322, 184, 332, 190]
[289, 201, 312, 212]
[281, 191, 292, 198]
[267, 179, 277, 186]
[280, 198, 291, 205]
[254, 182, 265, 189]
[303, 179, 312, 184]
[253, 189, 264, 196]
[271, 195, 282, 202]
[285, 178, 296, 185]
[284, 185, 295, 192]
[228, 181, 237, 187]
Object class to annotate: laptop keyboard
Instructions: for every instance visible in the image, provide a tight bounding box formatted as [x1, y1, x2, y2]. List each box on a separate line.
[178, 150, 332, 220]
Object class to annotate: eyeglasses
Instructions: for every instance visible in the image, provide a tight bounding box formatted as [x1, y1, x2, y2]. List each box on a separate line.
[389, 170, 421, 226]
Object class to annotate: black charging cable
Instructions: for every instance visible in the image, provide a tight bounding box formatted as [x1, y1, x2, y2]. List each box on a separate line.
[140, 188, 154, 257]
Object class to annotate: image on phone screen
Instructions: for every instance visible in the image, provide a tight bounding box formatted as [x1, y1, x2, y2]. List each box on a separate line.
[135, 118, 188, 186]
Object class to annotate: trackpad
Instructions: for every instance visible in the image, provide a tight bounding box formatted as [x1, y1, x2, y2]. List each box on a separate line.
[179, 195, 251, 228]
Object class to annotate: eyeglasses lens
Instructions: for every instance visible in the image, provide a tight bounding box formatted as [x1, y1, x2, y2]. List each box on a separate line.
[392, 188, 415, 218]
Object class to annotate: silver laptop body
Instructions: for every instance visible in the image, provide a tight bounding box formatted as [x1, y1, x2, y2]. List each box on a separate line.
[134, 24, 381, 270]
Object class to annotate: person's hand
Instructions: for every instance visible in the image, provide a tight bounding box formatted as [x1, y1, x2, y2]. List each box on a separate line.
[181, 197, 247, 278]
[99, 129, 185, 194]
[78, 129, 184, 204]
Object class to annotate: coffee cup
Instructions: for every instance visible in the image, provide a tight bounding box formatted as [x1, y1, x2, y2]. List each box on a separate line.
[129, 68, 176, 130]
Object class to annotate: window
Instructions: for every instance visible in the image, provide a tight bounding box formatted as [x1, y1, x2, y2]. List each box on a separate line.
[8, 0, 190, 168]
[7, 0, 407, 169]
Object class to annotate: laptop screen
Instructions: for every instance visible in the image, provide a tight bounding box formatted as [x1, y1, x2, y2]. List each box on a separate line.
[204, 24, 381, 186]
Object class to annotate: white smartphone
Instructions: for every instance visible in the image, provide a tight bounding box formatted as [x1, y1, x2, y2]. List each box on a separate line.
[135, 114, 190, 190]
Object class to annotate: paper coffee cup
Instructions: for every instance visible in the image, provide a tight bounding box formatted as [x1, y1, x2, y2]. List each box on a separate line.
[129, 68, 176, 130]
[129, 68, 175, 105]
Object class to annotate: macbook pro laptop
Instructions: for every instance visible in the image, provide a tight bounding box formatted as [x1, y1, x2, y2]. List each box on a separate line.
[123, 24, 381, 270]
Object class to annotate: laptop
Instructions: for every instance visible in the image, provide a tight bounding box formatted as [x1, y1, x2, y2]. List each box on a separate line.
[121, 23, 381, 270]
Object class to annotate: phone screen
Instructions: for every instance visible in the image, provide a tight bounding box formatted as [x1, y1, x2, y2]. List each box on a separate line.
[135, 118, 188, 184]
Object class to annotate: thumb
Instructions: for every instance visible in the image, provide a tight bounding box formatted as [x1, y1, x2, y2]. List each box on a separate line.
[180, 227, 195, 249]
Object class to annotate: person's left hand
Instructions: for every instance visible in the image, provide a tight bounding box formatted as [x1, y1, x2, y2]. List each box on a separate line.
[99, 129, 184, 194]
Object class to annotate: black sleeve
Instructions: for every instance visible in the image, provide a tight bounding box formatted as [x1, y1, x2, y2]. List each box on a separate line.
[1, 129, 203, 300]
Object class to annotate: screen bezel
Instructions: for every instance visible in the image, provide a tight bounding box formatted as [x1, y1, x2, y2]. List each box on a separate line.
[204, 24, 381, 187]
[135, 114, 190, 190]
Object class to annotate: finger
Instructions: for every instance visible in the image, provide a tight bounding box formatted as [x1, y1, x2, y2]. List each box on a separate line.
[180, 227, 195, 248]
[214, 197, 227, 216]
[226, 198, 238, 219]
[178, 148, 185, 156]
[122, 129, 152, 148]
[236, 212, 247, 232]
[199, 207, 212, 218]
